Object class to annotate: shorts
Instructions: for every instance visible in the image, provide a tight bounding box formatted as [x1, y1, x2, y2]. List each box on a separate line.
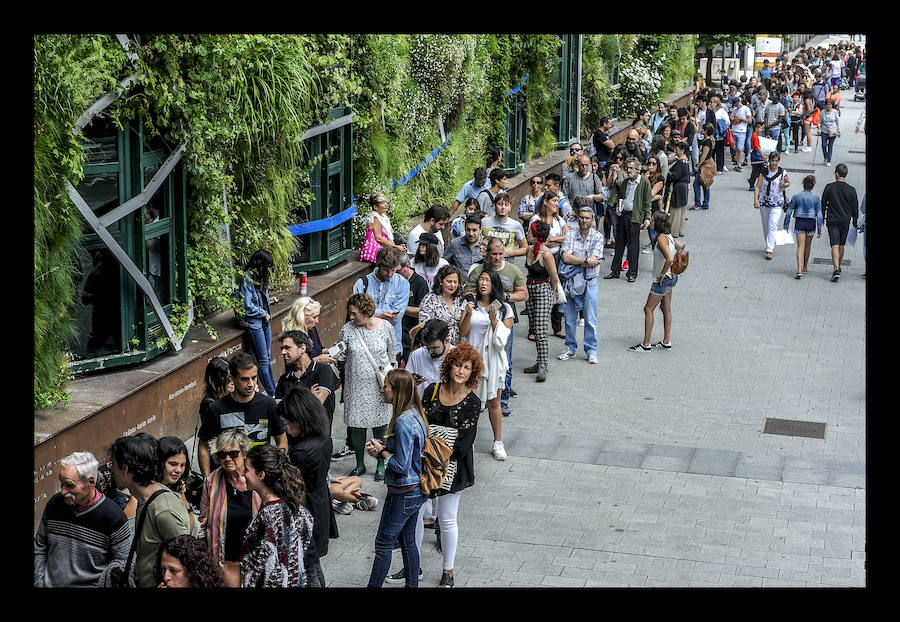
[827, 222, 850, 246]
[732, 130, 746, 148]
[650, 275, 678, 296]
[794, 218, 817, 234]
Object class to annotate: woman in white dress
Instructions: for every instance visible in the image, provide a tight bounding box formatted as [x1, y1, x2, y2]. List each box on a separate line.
[458, 269, 513, 461]
[336, 293, 395, 481]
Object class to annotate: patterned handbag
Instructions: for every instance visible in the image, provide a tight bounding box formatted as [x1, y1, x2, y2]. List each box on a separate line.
[359, 227, 381, 263]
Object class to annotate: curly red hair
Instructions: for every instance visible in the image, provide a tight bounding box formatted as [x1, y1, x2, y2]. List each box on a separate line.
[439, 342, 483, 391]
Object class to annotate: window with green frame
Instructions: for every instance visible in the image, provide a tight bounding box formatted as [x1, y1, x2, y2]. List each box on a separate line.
[502, 91, 527, 175]
[552, 34, 580, 148]
[68, 115, 187, 373]
[290, 106, 355, 273]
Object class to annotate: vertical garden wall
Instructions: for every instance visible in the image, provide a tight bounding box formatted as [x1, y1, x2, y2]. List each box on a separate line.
[33, 33, 699, 408]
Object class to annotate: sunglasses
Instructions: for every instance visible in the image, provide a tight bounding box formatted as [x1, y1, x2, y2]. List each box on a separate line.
[216, 450, 242, 461]
[531, 180, 543, 185]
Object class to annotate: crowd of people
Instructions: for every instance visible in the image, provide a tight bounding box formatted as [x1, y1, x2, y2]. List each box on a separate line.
[35, 38, 866, 590]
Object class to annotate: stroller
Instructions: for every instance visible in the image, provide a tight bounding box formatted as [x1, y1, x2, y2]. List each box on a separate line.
[854, 72, 866, 101]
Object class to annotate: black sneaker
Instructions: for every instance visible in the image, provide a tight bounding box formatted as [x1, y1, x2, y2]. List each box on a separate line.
[628, 344, 651, 352]
[439, 572, 454, 588]
[385, 567, 423, 584]
[651, 341, 672, 350]
[832, 269, 841, 282]
[331, 444, 352, 460]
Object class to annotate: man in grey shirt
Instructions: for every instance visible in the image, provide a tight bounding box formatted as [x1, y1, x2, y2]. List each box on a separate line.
[442, 213, 483, 276]
[562, 154, 606, 214]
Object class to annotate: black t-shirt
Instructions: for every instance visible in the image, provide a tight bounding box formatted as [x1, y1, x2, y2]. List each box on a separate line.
[275, 361, 337, 422]
[402, 272, 431, 351]
[198, 393, 283, 445]
[223, 485, 253, 562]
[698, 138, 713, 162]
[421, 383, 481, 495]
[592, 129, 612, 162]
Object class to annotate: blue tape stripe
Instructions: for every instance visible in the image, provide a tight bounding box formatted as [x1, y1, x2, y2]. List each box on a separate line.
[288, 202, 358, 237]
[505, 71, 530, 96]
[390, 135, 453, 189]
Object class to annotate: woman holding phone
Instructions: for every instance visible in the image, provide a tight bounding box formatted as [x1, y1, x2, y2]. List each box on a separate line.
[458, 269, 513, 461]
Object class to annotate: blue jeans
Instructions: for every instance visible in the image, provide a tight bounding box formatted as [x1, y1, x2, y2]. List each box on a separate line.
[692, 172, 710, 208]
[501, 327, 514, 409]
[246, 323, 277, 396]
[564, 276, 598, 357]
[368, 487, 426, 587]
[821, 134, 836, 163]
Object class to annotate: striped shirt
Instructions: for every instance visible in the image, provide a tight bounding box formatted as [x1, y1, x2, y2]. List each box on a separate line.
[34, 492, 131, 587]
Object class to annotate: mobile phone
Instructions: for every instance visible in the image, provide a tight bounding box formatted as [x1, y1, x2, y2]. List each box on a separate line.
[464, 293, 476, 305]
[489, 299, 502, 311]
[327, 341, 346, 357]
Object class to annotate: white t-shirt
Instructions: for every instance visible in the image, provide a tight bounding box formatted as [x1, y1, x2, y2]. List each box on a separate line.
[405, 345, 454, 398]
[407, 224, 445, 256]
[481, 216, 526, 252]
[731, 105, 750, 133]
[464, 301, 513, 354]
[411, 258, 449, 287]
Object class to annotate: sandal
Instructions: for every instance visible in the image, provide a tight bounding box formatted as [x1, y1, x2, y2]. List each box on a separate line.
[765, 252, 773, 260]
[527, 334, 536, 342]
[795, 272, 802, 279]
[553, 332, 566, 339]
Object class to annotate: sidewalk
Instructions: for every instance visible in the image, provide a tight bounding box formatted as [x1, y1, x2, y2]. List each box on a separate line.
[189, 35, 866, 588]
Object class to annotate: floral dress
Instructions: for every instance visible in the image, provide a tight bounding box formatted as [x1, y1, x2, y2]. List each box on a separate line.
[337, 320, 395, 429]
[240, 499, 313, 588]
[418, 292, 464, 345]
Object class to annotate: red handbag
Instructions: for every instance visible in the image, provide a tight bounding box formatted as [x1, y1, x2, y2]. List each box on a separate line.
[724, 126, 735, 148]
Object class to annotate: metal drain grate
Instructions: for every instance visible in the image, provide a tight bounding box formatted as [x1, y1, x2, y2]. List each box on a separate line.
[763, 418, 826, 439]
[848, 150, 866, 154]
[813, 258, 852, 266]
[784, 168, 815, 173]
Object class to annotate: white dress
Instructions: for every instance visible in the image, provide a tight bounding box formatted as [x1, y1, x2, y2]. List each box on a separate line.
[337, 320, 395, 429]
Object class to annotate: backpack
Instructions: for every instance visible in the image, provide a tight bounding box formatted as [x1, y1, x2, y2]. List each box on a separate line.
[416, 390, 453, 498]
[672, 245, 689, 275]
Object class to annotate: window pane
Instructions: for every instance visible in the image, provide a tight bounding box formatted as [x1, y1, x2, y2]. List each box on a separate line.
[82, 117, 119, 166]
[71, 248, 122, 360]
[327, 173, 342, 217]
[76, 172, 121, 232]
[143, 162, 170, 220]
[145, 232, 170, 305]
[327, 129, 341, 165]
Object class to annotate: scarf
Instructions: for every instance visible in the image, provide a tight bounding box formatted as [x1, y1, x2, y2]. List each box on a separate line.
[529, 220, 544, 257]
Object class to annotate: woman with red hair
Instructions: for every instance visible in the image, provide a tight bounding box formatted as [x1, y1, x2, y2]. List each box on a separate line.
[420, 343, 484, 588]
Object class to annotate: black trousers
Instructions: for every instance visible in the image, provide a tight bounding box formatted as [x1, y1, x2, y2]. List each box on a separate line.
[714, 138, 726, 173]
[610, 216, 641, 278]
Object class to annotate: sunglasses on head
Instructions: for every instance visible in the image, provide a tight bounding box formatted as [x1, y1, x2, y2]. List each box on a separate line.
[216, 450, 242, 461]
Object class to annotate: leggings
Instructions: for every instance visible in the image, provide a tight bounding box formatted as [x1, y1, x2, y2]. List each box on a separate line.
[349, 425, 387, 473]
[791, 119, 803, 150]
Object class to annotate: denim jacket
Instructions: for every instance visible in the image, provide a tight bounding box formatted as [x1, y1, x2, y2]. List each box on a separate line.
[236, 273, 269, 330]
[783, 190, 823, 232]
[383, 409, 425, 487]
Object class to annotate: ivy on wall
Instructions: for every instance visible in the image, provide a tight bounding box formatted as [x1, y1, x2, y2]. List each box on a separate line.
[34, 33, 700, 408]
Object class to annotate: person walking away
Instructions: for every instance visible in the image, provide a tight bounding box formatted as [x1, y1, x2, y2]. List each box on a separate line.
[754, 151, 791, 260]
[782, 175, 823, 279]
[821, 163, 859, 282]
[629, 211, 684, 352]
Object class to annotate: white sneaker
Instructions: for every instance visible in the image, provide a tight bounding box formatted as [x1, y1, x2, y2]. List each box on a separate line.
[558, 350, 576, 361]
[588, 354, 598, 364]
[579, 318, 585, 327]
[332, 499, 353, 515]
[492, 441, 507, 461]
[802, 146, 812, 152]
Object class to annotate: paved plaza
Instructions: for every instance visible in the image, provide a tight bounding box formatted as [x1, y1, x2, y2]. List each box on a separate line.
[319, 36, 867, 588]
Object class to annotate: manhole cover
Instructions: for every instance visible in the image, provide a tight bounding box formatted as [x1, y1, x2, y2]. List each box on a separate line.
[813, 258, 852, 266]
[763, 418, 826, 439]
[783, 168, 815, 173]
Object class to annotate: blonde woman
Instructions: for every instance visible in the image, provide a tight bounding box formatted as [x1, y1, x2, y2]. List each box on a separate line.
[282, 296, 335, 364]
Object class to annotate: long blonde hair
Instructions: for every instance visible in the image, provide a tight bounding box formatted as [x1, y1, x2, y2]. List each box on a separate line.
[283, 296, 321, 332]
[385, 369, 427, 437]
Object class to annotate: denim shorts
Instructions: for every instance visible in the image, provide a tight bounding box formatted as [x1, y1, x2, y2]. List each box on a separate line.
[794, 218, 817, 234]
[650, 275, 678, 296]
